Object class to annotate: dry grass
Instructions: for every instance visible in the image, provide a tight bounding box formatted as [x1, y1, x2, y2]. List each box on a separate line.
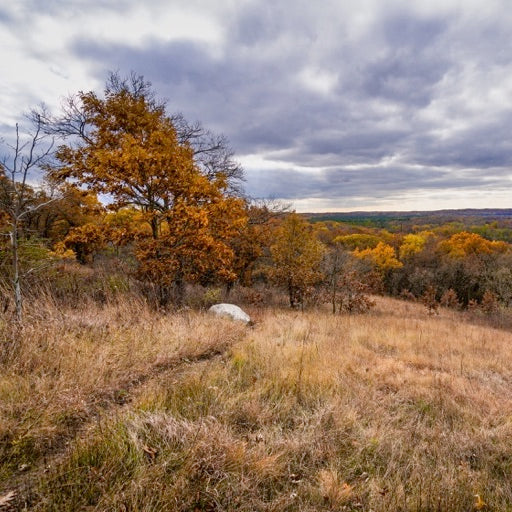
[0, 295, 247, 487]
[2, 295, 512, 510]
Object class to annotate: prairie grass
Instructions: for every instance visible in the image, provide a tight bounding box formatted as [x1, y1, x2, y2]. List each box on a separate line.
[0, 294, 246, 487]
[2, 295, 512, 510]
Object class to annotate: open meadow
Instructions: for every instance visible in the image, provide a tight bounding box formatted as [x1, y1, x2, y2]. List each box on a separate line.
[1, 296, 512, 511]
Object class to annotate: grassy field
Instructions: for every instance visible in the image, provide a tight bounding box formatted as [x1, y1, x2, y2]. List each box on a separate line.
[1, 295, 512, 510]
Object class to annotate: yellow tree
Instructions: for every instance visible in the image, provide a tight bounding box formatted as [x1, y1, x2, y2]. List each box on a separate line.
[439, 231, 508, 258]
[398, 232, 434, 260]
[437, 231, 510, 305]
[354, 242, 402, 274]
[48, 73, 246, 305]
[269, 213, 325, 308]
[334, 233, 381, 251]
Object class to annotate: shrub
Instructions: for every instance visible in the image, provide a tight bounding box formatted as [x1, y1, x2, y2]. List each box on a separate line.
[422, 286, 439, 315]
[399, 288, 416, 302]
[481, 290, 499, 315]
[323, 271, 375, 314]
[201, 287, 224, 308]
[440, 289, 461, 309]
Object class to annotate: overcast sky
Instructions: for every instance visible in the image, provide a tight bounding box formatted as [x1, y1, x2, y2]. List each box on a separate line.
[2, 0, 512, 212]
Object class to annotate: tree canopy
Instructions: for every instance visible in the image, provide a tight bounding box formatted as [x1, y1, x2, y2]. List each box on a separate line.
[47, 73, 247, 304]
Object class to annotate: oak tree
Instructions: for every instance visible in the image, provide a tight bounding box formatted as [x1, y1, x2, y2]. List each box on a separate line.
[47, 73, 246, 305]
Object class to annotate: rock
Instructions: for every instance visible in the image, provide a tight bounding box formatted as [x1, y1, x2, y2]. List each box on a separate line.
[208, 303, 251, 323]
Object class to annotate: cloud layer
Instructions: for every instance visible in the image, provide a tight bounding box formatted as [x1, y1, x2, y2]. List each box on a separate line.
[2, 0, 512, 210]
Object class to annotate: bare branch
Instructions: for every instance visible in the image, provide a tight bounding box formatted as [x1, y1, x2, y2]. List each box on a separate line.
[0, 114, 56, 321]
[247, 198, 292, 224]
[170, 113, 245, 196]
[18, 195, 60, 219]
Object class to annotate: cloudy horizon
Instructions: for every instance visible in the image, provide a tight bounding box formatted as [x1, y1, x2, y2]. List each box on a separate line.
[2, 0, 512, 212]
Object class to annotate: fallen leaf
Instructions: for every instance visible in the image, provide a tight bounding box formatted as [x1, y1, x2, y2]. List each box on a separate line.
[142, 444, 158, 462]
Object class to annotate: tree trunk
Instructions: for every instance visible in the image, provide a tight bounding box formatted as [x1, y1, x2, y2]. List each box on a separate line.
[158, 284, 171, 308]
[226, 280, 234, 298]
[150, 216, 159, 239]
[288, 279, 294, 308]
[331, 276, 337, 315]
[11, 222, 22, 321]
[174, 270, 185, 307]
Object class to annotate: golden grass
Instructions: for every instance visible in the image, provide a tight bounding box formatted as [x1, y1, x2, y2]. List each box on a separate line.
[2, 295, 512, 510]
[0, 296, 247, 485]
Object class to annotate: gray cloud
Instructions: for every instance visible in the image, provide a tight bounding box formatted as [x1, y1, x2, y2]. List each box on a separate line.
[0, 8, 13, 24]
[358, 16, 450, 107]
[2, 0, 512, 210]
[246, 164, 512, 203]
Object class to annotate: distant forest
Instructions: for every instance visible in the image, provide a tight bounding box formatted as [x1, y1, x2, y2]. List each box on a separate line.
[308, 209, 512, 236]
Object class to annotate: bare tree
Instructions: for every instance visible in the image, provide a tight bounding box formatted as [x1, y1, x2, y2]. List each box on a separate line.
[246, 198, 291, 225]
[322, 243, 349, 314]
[0, 114, 55, 320]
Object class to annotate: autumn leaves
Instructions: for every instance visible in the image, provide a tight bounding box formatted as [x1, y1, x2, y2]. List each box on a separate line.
[49, 74, 247, 305]
[3, 71, 510, 314]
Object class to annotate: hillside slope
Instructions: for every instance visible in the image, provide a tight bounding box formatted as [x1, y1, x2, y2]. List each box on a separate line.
[2, 297, 512, 511]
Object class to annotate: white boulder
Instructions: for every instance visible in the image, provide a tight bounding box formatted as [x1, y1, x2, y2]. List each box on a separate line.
[208, 303, 251, 323]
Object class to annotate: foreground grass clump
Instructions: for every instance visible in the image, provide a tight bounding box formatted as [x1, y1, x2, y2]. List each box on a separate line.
[3, 297, 512, 510]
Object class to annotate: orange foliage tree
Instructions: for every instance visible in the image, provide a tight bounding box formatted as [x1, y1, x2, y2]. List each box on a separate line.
[229, 201, 285, 288]
[41, 184, 105, 243]
[439, 231, 509, 258]
[49, 73, 246, 305]
[269, 213, 325, 308]
[103, 207, 149, 252]
[56, 223, 108, 264]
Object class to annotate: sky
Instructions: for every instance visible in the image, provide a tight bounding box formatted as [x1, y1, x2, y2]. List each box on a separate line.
[2, 0, 512, 212]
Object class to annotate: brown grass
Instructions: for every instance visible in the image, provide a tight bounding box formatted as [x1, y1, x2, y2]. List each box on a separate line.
[0, 295, 246, 488]
[2, 295, 512, 510]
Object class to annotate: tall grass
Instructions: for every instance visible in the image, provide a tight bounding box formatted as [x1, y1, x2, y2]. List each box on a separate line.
[0, 293, 246, 488]
[2, 295, 512, 510]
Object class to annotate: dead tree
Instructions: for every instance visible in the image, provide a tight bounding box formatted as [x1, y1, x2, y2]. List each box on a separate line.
[0, 114, 55, 320]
